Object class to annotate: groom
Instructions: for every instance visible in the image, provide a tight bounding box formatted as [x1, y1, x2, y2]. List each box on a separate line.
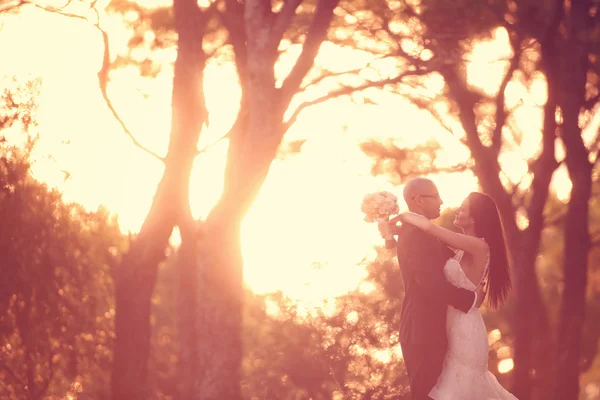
[382, 178, 485, 400]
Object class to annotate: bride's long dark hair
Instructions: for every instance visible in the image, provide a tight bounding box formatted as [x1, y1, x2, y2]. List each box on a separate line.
[467, 192, 512, 309]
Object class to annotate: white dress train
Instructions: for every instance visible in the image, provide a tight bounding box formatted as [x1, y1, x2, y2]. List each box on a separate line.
[428, 250, 518, 400]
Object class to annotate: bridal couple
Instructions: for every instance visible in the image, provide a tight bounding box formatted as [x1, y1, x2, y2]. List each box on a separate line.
[379, 177, 518, 400]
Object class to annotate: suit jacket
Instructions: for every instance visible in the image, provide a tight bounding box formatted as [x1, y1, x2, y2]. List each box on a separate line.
[396, 223, 475, 345]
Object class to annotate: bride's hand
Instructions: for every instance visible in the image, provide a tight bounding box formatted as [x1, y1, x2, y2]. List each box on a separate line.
[395, 212, 433, 232]
[391, 212, 418, 224]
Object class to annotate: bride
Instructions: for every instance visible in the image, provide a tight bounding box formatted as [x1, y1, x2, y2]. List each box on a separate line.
[386, 191, 517, 400]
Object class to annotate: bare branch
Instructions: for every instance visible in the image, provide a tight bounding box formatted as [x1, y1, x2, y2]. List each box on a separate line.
[492, 34, 522, 154]
[283, 68, 429, 133]
[441, 67, 490, 159]
[298, 54, 390, 92]
[359, 137, 472, 184]
[3, 0, 166, 162]
[0, 0, 22, 12]
[96, 25, 165, 163]
[375, 1, 431, 68]
[408, 95, 468, 145]
[280, 0, 340, 103]
[195, 132, 230, 156]
[1, 0, 80, 16]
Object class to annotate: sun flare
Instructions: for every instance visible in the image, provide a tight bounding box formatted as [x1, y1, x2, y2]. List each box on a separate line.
[0, 8, 573, 305]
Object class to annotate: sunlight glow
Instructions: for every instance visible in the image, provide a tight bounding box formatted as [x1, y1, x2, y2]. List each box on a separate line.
[498, 358, 515, 374]
[496, 346, 513, 360]
[372, 349, 393, 364]
[488, 329, 502, 345]
[0, 3, 576, 305]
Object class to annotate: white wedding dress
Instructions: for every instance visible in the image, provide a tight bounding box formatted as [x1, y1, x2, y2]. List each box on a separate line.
[429, 250, 518, 400]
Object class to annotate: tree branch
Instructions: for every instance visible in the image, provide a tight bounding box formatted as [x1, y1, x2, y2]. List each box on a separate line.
[298, 55, 389, 92]
[221, 0, 248, 88]
[1, 0, 80, 17]
[282, 68, 429, 133]
[3, 0, 166, 163]
[270, 0, 302, 47]
[280, 0, 340, 103]
[361, 138, 472, 182]
[96, 22, 165, 163]
[408, 95, 468, 145]
[195, 132, 229, 156]
[492, 34, 522, 154]
[441, 66, 490, 160]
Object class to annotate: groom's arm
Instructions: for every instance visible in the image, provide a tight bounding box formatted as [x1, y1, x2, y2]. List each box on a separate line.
[399, 228, 475, 313]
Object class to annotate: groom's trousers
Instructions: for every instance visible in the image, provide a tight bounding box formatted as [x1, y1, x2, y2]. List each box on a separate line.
[401, 342, 446, 400]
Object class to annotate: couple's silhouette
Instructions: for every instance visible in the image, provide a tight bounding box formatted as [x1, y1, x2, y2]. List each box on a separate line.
[381, 178, 517, 400]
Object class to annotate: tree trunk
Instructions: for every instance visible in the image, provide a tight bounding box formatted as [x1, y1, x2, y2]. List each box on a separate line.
[110, 0, 208, 396]
[192, 2, 339, 396]
[508, 38, 560, 400]
[554, 157, 592, 400]
[510, 240, 552, 399]
[194, 4, 281, 396]
[176, 219, 199, 399]
[553, 0, 593, 396]
[195, 219, 244, 400]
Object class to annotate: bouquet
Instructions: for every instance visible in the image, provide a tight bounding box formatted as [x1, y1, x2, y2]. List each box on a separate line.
[361, 191, 399, 247]
[361, 191, 400, 223]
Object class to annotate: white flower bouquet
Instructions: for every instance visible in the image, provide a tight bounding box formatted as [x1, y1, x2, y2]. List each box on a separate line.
[361, 191, 400, 223]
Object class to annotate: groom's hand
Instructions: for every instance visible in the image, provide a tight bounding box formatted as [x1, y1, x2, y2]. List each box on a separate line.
[378, 220, 392, 239]
[475, 284, 487, 308]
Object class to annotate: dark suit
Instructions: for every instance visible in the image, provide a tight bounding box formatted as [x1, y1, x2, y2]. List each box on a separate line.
[396, 223, 475, 400]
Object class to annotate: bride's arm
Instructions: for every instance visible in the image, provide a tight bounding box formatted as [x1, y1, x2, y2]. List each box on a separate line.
[398, 212, 487, 256]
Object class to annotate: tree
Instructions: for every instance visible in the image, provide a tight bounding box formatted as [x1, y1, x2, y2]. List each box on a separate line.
[550, 0, 596, 397]
[335, 2, 554, 395]
[349, 1, 600, 397]
[0, 82, 123, 399]
[109, 0, 211, 395]
[29, 0, 451, 393]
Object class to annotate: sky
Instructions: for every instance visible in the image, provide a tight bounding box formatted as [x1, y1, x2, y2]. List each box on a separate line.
[0, 3, 574, 305]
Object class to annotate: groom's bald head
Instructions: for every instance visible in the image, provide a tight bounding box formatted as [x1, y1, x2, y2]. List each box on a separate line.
[403, 178, 443, 219]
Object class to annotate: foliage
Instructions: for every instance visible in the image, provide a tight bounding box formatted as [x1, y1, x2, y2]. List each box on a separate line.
[0, 84, 125, 399]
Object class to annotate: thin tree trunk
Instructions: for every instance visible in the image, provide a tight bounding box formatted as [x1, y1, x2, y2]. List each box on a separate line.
[509, 37, 560, 400]
[110, 0, 208, 396]
[553, 0, 593, 396]
[111, 189, 176, 400]
[554, 157, 592, 400]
